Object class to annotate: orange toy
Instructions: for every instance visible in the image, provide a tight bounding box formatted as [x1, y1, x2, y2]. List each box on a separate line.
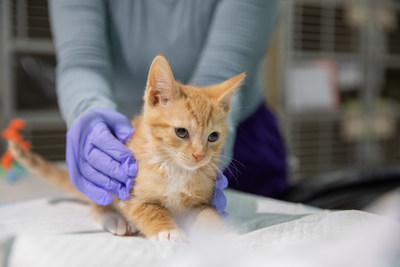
[1, 118, 31, 169]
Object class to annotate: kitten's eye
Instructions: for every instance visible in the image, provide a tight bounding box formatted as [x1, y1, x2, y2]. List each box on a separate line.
[208, 132, 219, 142]
[175, 128, 188, 138]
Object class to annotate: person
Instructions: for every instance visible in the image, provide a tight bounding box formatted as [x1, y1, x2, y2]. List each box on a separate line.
[49, 0, 288, 213]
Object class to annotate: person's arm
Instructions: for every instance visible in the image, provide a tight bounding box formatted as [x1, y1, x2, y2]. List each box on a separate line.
[49, 0, 137, 205]
[190, 0, 279, 168]
[49, 0, 116, 128]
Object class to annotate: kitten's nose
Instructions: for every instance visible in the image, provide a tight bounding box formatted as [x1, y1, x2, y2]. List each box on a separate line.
[193, 153, 205, 163]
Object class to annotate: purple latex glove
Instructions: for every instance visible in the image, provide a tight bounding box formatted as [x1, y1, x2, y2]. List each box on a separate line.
[66, 107, 137, 205]
[212, 172, 228, 217]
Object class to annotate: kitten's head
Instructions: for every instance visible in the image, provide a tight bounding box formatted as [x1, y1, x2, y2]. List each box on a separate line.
[143, 55, 245, 171]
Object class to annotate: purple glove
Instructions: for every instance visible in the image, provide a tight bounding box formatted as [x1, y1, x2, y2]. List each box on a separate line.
[66, 107, 137, 205]
[212, 172, 228, 217]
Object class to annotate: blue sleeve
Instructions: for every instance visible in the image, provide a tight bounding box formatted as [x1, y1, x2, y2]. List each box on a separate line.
[189, 0, 279, 169]
[49, 0, 117, 128]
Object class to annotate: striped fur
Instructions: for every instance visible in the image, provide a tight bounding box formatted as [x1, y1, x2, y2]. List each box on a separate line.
[9, 55, 244, 241]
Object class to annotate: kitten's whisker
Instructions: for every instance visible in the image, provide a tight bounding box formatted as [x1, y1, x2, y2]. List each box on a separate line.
[229, 106, 248, 112]
[219, 155, 245, 169]
[165, 158, 178, 170]
[214, 155, 241, 185]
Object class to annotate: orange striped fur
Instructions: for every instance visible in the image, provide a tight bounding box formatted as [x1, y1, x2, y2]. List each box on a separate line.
[9, 55, 245, 241]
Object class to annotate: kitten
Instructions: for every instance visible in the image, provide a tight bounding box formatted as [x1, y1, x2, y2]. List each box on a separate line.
[8, 55, 245, 241]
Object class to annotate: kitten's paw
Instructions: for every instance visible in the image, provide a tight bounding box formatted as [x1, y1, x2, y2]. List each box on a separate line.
[150, 229, 187, 242]
[99, 211, 138, 236]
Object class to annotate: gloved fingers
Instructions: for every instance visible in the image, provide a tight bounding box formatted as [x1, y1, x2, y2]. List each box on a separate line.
[95, 108, 135, 143]
[80, 162, 131, 200]
[111, 122, 134, 143]
[211, 188, 227, 216]
[215, 172, 228, 189]
[85, 147, 137, 185]
[220, 211, 228, 218]
[87, 122, 137, 177]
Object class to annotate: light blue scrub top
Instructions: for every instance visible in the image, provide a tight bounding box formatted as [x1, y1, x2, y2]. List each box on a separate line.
[49, 0, 279, 167]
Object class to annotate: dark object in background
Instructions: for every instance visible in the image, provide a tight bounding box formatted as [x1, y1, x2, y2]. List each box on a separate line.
[383, 68, 400, 103]
[278, 166, 400, 210]
[15, 54, 57, 110]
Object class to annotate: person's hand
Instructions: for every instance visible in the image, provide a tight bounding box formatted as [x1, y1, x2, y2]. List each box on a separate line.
[66, 107, 137, 205]
[212, 172, 228, 217]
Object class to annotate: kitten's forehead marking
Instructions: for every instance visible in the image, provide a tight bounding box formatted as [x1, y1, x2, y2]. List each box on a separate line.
[185, 93, 214, 133]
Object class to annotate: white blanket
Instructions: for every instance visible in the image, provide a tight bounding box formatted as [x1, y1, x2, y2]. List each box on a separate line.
[1, 190, 399, 267]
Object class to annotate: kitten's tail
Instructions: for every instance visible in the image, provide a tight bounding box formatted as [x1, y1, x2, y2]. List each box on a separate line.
[8, 139, 87, 200]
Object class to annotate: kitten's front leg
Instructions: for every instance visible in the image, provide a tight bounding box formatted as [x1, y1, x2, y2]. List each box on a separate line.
[193, 206, 232, 234]
[91, 203, 138, 236]
[119, 200, 186, 242]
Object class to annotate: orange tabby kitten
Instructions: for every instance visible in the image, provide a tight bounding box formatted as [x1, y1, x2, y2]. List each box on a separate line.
[9, 55, 245, 241]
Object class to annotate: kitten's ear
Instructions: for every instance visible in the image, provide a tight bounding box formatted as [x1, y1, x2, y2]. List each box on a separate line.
[206, 73, 246, 112]
[145, 55, 177, 106]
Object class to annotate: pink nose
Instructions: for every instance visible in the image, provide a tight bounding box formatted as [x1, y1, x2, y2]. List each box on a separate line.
[193, 153, 205, 163]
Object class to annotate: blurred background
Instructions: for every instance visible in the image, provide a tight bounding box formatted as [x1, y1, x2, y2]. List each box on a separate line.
[0, 0, 399, 210]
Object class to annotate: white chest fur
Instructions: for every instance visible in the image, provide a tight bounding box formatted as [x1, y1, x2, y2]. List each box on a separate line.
[161, 164, 192, 216]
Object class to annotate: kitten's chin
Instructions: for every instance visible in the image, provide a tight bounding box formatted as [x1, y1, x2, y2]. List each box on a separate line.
[180, 163, 201, 171]
[179, 161, 208, 171]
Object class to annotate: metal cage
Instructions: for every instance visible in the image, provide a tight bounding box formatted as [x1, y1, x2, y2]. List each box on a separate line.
[280, 0, 400, 180]
[0, 0, 65, 160]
